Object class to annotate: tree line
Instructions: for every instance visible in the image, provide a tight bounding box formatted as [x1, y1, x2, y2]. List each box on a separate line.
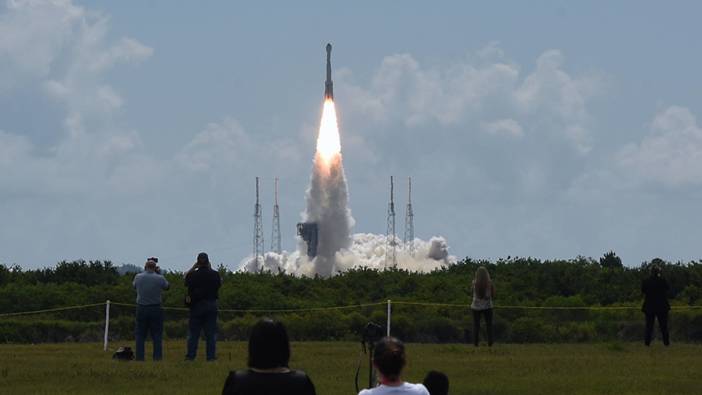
[0, 253, 701, 343]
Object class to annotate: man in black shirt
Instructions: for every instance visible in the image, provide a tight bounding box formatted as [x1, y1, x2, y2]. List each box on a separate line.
[185, 252, 222, 361]
[641, 260, 671, 346]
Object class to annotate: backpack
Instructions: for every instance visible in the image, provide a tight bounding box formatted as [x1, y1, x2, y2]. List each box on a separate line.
[112, 346, 134, 361]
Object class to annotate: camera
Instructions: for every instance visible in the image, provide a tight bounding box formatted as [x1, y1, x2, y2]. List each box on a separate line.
[362, 322, 384, 345]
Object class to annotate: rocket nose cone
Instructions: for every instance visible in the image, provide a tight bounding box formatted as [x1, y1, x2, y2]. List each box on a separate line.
[326, 43, 332, 52]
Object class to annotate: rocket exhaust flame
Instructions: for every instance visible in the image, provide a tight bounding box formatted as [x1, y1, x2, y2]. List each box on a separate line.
[316, 99, 341, 167]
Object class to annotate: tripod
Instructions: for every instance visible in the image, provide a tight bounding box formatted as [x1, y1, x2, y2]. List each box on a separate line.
[355, 339, 378, 392]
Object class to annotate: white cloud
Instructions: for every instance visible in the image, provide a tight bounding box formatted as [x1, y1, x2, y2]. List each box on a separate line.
[0, 0, 156, 198]
[618, 106, 702, 187]
[481, 118, 523, 137]
[0, 0, 152, 137]
[178, 118, 252, 172]
[514, 50, 599, 153]
[337, 46, 600, 153]
[88, 37, 153, 73]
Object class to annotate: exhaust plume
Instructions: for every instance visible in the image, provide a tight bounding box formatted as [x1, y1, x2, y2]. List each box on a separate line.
[303, 98, 354, 276]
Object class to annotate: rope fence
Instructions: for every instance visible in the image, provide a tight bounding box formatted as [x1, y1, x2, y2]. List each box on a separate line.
[0, 303, 108, 318]
[1, 300, 700, 350]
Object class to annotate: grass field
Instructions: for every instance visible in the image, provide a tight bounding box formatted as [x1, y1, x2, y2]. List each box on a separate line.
[0, 341, 700, 394]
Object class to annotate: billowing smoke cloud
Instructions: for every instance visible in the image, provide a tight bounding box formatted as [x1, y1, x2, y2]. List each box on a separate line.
[241, 233, 456, 276]
[303, 151, 354, 276]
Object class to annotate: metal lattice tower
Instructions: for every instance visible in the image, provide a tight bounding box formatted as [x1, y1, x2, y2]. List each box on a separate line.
[404, 177, 415, 257]
[271, 177, 281, 254]
[386, 176, 397, 268]
[253, 177, 265, 268]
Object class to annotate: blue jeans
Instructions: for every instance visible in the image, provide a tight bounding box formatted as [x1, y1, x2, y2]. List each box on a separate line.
[186, 300, 218, 361]
[135, 305, 164, 361]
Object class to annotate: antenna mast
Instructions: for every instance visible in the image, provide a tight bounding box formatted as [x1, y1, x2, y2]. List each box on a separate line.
[386, 176, 397, 268]
[404, 177, 415, 257]
[253, 177, 265, 269]
[271, 177, 282, 254]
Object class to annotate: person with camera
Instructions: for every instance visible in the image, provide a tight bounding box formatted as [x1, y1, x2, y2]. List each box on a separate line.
[358, 337, 429, 395]
[470, 266, 495, 347]
[132, 257, 169, 361]
[642, 260, 671, 346]
[185, 252, 222, 361]
[221, 318, 316, 395]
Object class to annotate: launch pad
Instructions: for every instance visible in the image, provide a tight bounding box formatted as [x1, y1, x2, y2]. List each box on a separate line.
[296, 222, 319, 258]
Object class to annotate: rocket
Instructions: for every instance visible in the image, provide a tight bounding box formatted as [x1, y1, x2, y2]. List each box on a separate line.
[325, 43, 333, 100]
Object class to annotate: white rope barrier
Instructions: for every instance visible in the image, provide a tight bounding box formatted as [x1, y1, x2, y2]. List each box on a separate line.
[1, 300, 700, 351]
[0, 302, 106, 318]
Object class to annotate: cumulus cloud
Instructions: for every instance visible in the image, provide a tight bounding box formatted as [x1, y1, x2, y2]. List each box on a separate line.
[618, 106, 702, 187]
[178, 118, 252, 172]
[0, 0, 155, 197]
[568, 105, 702, 204]
[337, 45, 600, 152]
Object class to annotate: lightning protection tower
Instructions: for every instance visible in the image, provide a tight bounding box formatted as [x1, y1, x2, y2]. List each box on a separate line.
[253, 177, 265, 269]
[404, 177, 415, 257]
[386, 176, 397, 268]
[271, 177, 282, 254]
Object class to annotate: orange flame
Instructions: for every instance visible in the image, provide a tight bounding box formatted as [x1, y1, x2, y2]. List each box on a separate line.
[316, 99, 341, 165]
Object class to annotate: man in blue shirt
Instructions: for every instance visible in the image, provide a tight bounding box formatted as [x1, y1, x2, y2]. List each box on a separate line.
[133, 257, 170, 361]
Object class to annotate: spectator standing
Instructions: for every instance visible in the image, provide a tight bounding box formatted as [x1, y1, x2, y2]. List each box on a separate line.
[221, 318, 316, 395]
[642, 260, 671, 346]
[358, 337, 429, 395]
[470, 266, 495, 347]
[133, 257, 169, 361]
[185, 252, 222, 361]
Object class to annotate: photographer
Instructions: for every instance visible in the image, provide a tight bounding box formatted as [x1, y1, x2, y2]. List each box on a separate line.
[642, 260, 671, 346]
[185, 252, 222, 361]
[358, 337, 429, 395]
[132, 257, 169, 361]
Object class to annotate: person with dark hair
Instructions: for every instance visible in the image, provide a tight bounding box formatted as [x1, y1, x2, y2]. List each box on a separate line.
[132, 257, 169, 361]
[642, 260, 671, 346]
[185, 252, 222, 361]
[422, 371, 449, 395]
[221, 318, 316, 395]
[358, 337, 429, 395]
[470, 266, 495, 347]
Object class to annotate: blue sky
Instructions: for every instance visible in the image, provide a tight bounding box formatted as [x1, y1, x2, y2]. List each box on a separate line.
[1, 0, 701, 270]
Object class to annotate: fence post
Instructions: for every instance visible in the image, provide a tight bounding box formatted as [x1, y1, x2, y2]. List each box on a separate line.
[386, 299, 391, 337]
[103, 300, 110, 352]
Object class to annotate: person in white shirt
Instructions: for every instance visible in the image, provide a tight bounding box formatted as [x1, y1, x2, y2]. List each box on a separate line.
[358, 337, 429, 395]
[470, 266, 495, 347]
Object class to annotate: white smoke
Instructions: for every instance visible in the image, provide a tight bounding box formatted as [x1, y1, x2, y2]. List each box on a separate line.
[240, 233, 456, 276]
[303, 152, 354, 276]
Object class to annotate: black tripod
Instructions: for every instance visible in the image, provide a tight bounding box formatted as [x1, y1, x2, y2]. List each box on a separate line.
[355, 336, 378, 392]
